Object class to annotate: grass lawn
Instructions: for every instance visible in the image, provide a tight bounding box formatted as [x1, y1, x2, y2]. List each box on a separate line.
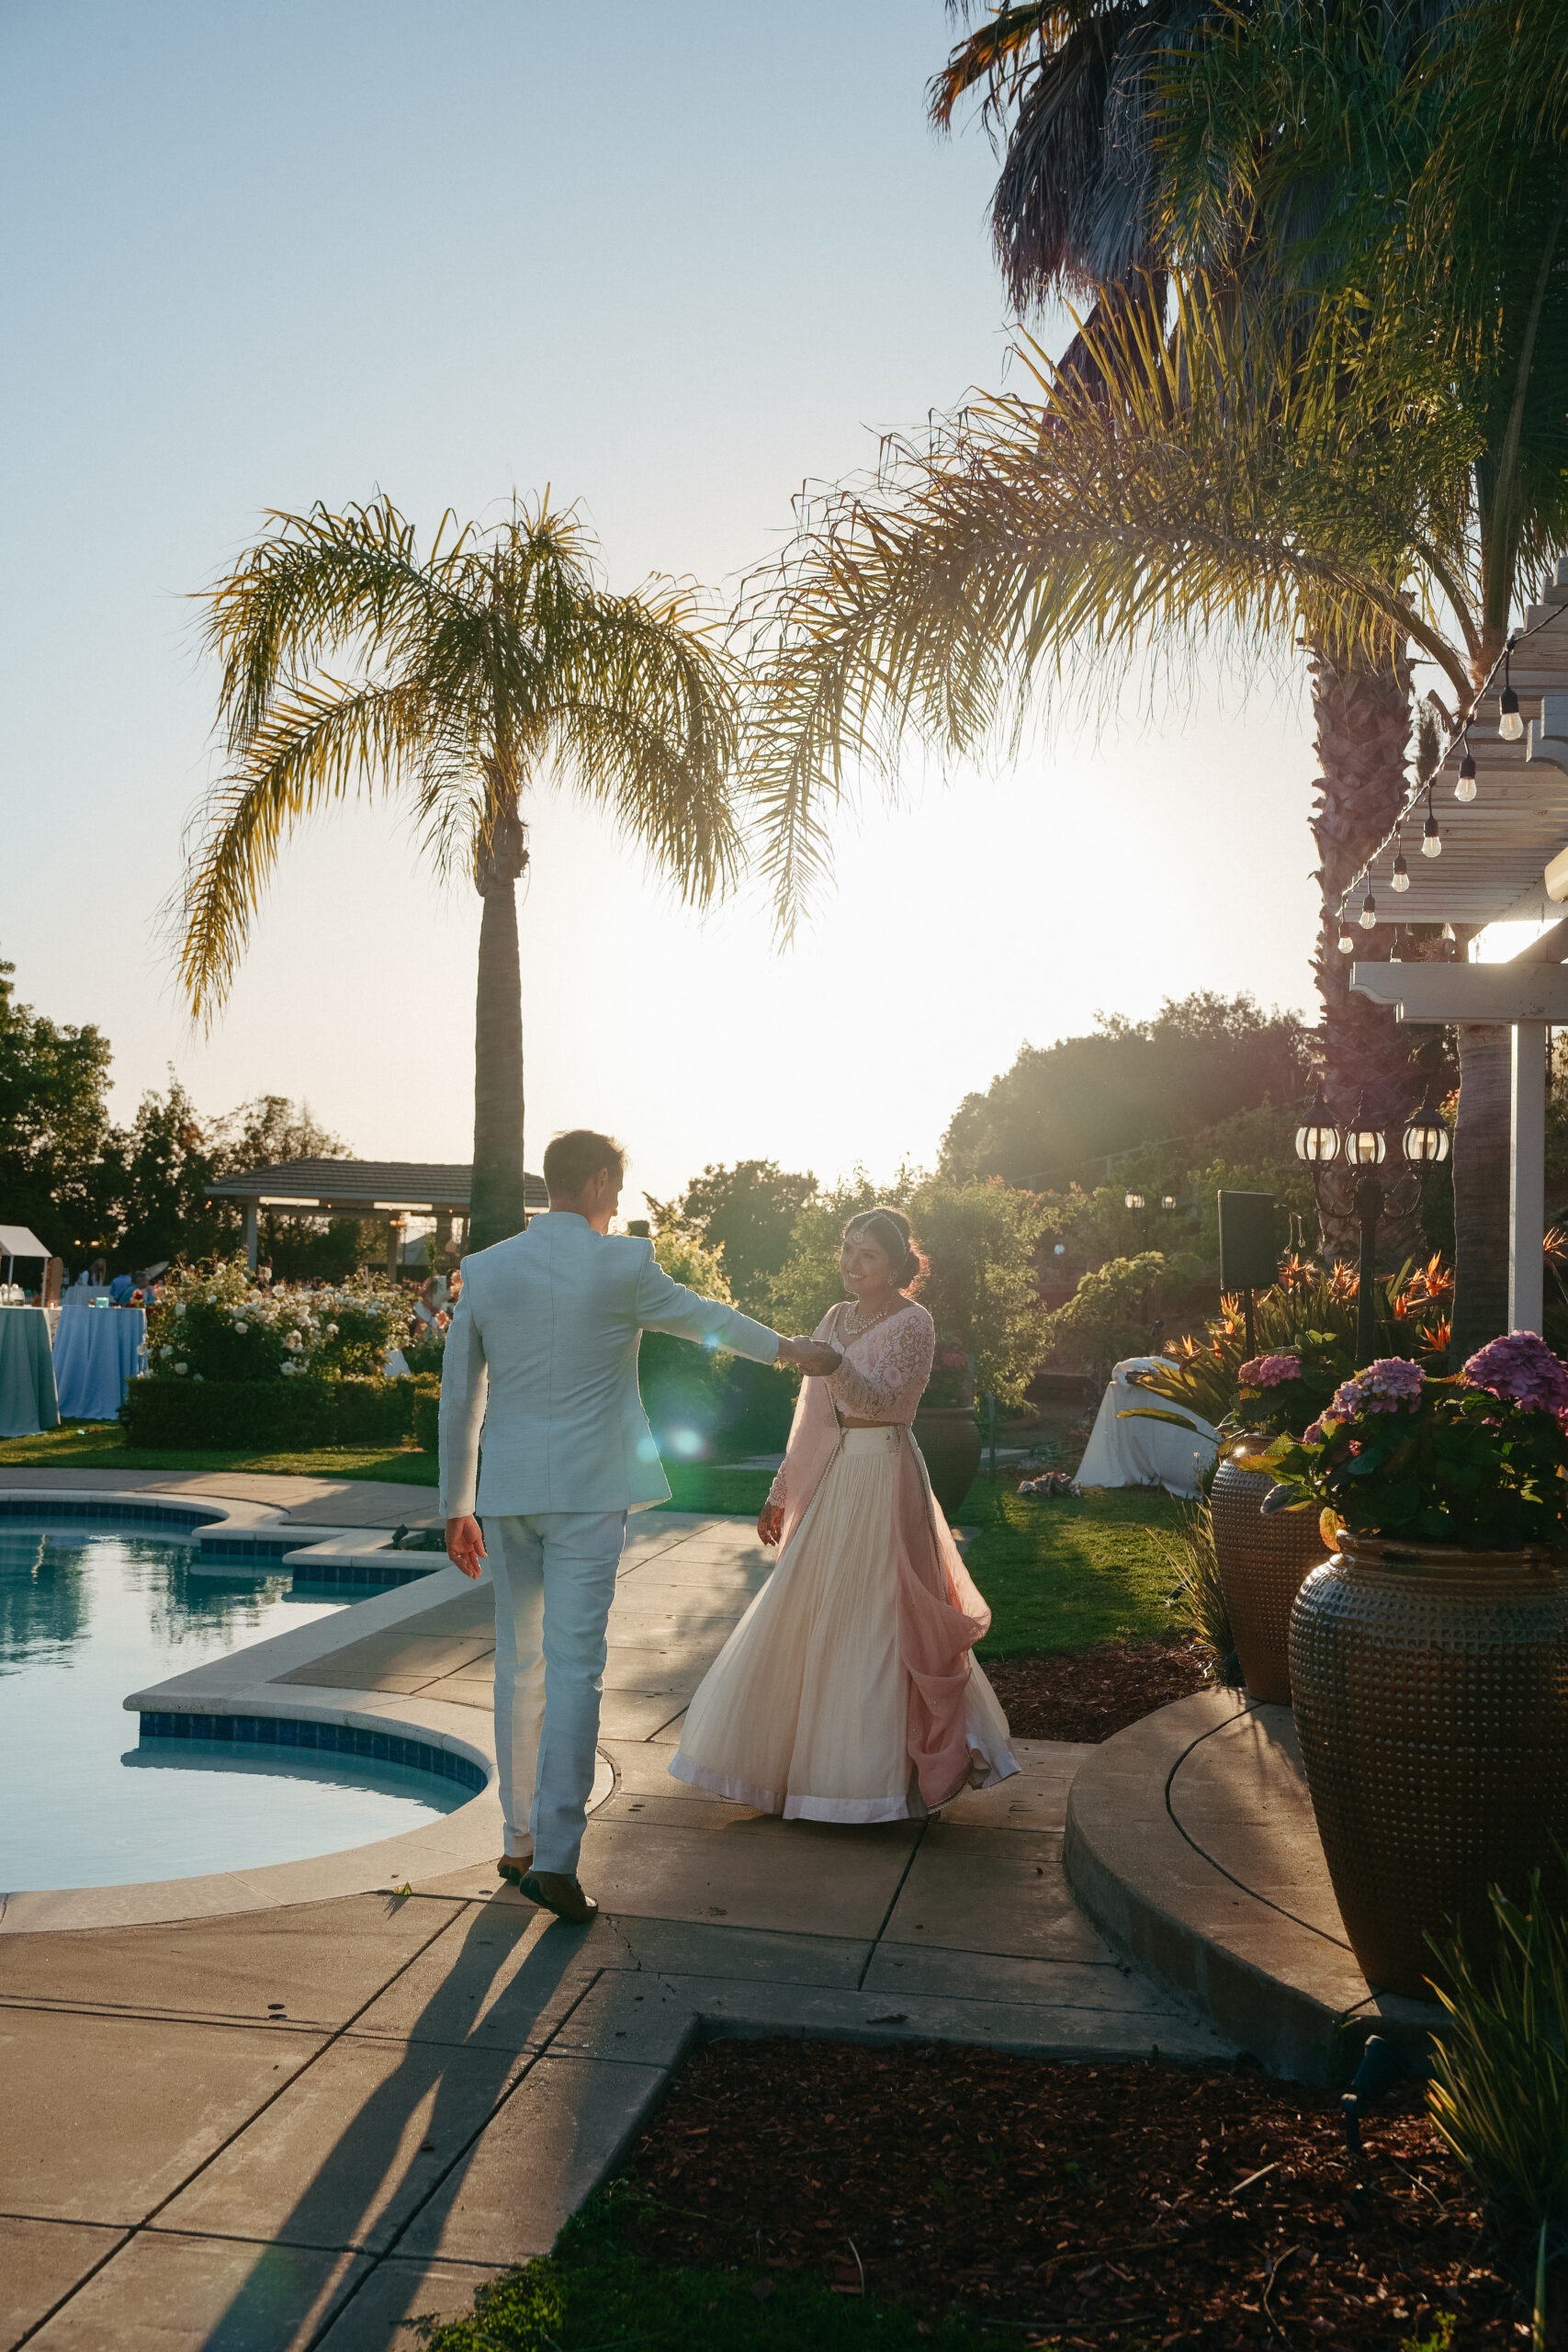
[416, 2188, 991, 2351]
[0, 1428, 1181, 1651]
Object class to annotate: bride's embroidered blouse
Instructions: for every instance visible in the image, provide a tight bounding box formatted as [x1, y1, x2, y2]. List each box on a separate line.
[767, 1300, 935, 1508]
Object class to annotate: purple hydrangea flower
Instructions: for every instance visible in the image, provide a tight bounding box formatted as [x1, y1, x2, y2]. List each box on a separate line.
[1303, 1420, 1327, 1445]
[1238, 1352, 1302, 1388]
[1461, 1330, 1568, 1414]
[1328, 1358, 1426, 1420]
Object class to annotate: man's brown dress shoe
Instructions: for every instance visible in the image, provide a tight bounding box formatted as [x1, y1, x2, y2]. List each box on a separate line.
[496, 1853, 533, 1887]
[519, 1871, 598, 1925]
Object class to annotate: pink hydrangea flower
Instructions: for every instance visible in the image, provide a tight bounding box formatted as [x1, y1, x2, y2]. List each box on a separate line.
[1461, 1330, 1568, 1414]
[1238, 1353, 1302, 1388]
[1328, 1358, 1425, 1419]
[1303, 1420, 1327, 1445]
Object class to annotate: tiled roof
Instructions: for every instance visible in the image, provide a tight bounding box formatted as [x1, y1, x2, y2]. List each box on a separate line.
[204, 1159, 547, 1212]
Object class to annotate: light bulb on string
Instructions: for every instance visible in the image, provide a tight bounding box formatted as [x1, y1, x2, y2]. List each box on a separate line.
[1455, 737, 1477, 800]
[1392, 837, 1410, 891]
[1359, 888, 1377, 929]
[1422, 786, 1442, 857]
[1498, 642, 1524, 741]
[1337, 911, 1355, 953]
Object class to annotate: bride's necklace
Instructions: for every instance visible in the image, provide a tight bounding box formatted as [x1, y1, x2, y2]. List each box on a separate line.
[840, 1295, 901, 1340]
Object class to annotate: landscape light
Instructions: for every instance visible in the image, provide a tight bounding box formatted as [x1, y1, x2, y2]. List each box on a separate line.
[1161, 1194, 1177, 1210]
[1402, 1094, 1450, 1167]
[1359, 888, 1378, 929]
[1124, 1192, 1145, 1211]
[1498, 646, 1524, 742]
[1343, 1097, 1387, 1167]
[1294, 1090, 1341, 1166]
[1422, 788, 1442, 857]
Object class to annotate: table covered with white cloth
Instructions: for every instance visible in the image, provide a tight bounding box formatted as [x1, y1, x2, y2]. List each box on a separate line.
[0, 1307, 60, 1437]
[1074, 1355, 1218, 1497]
[51, 1306, 146, 1420]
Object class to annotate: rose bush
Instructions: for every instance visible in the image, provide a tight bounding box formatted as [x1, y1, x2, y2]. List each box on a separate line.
[141, 1261, 410, 1385]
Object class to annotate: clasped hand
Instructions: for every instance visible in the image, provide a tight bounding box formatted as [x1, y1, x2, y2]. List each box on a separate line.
[777, 1335, 841, 1377]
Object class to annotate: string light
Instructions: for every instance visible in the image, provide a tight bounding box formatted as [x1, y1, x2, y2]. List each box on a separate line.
[1359, 887, 1377, 929]
[1455, 737, 1477, 800]
[1392, 836, 1410, 891]
[1337, 921, 1355, 954]
[1499, 641, 1524, 741]
[1422, 786, 1442, 857]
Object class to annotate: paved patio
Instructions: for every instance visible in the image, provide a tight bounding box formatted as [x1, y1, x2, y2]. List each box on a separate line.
[0, 1470, 1229, 2351]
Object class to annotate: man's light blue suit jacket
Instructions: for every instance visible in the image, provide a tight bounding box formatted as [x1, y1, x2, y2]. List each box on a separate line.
[437, 1211, 783, 1518]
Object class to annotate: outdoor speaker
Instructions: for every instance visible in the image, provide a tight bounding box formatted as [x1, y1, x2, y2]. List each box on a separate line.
[1217, 1190, 1278, 1292]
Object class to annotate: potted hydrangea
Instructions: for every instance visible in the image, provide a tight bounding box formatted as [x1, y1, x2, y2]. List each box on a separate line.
[1260, 1333, 1568, 1997]
[1206, 1343, 1352, 1703]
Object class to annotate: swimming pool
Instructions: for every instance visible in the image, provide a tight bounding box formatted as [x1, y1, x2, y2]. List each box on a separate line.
[0, 1521, 472, 1891]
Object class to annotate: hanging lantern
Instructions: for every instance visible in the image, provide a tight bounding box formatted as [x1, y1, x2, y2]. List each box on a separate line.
[1402, 1093, 1451, 1167]
[1342, 1096, 1387, 1167]
[1124, 1191, 1145, 1211]
[1294, 1090, 1342, 1166]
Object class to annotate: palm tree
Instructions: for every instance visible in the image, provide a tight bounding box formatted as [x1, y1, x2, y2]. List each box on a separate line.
[176, 498, 742, 1250]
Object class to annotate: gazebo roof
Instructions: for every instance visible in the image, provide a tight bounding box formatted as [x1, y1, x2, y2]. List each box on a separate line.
[204, 1158, 547, 1215]
[1350, 580, 1568, 930]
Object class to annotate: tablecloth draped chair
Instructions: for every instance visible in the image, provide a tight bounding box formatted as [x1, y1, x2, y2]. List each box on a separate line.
[1074, 1355, 1218, 1497]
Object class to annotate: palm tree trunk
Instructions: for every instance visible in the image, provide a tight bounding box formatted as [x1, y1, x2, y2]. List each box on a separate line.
[468, 807, 530, 1252]
[1308, 639, 1420, 1261]
[1450, 1023, 1513, 1360]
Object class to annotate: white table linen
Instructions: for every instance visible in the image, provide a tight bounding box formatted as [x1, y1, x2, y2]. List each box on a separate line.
[1074, 1355, 1218, 1497]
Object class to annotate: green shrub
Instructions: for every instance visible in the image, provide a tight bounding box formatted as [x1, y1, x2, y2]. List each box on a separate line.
[145, 1260, 411, 1386]
[1160, 1495, 1234, 1662]
[1427, 1871, 1568, 2260]
[120, 1375, 414, 1451]
[412, 1377, 441, 1454]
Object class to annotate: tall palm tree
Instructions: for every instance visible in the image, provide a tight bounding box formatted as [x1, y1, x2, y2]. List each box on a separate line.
[176, 498, 742, 1250]
[931, 3, 1566, 1109]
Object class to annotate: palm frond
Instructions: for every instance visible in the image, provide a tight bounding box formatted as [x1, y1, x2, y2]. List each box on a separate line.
[740, 277, 1478, 936]
[173, 675, 456, 1021]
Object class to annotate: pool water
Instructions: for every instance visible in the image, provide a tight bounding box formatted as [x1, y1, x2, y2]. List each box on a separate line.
[0, 1523, 470, 1891]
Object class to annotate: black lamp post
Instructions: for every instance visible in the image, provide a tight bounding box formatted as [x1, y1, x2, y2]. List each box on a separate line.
[1294, 1091, 1450, 1364]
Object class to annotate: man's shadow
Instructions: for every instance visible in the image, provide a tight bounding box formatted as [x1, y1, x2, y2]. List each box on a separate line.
[204, 1892, 592, 2343]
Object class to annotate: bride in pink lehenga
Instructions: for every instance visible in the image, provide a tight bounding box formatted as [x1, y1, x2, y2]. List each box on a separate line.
[669, 1208, 1018, 1823]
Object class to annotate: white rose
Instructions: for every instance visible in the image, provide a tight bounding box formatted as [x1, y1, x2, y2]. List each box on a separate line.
[326, 1322, 338, 1337]
[194, 1373, 204, 1382]
[175, 1362, 187, 1374]
[284, 1330, 303, 1351]
[175, 1303, 186, 1318]
[160, 1344, 173, 1359]
[233, 1318, 249, 1333]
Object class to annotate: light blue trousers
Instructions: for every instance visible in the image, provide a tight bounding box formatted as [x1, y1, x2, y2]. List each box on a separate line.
[484, 1509, 626, 1875]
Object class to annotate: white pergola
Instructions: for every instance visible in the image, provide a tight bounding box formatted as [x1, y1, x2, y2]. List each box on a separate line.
[1347, 565, 1568, 1336]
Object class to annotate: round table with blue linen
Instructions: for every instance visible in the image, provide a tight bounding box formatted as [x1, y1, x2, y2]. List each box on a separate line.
[0, 1306, 61, 1437]
[51, 1306, 146, 1421]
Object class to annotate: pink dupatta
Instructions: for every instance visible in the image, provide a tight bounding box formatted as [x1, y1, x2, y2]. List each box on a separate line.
[773, 1324, 992, 1810]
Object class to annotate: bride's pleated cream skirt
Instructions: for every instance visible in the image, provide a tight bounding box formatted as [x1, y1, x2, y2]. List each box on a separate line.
[669, 1425, 1016, 1824]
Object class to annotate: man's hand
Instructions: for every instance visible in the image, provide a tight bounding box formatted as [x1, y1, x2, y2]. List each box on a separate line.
[777, 1336, 842, 1377]
[757, 1498, 784, 1547]
[446, 1514, 487, 1580]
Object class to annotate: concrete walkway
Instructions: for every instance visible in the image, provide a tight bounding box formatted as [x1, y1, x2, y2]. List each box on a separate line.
[0, 1473, 1229, 2351]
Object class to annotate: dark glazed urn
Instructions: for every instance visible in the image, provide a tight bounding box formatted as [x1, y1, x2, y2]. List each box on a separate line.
[1209, 1446, 1325, 1703]
[1289, 1534, 1568, 1997]
[912, 1407, 983, 1522]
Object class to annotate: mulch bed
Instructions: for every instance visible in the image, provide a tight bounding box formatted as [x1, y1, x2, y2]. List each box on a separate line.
[982, 1634, 1214, 1744]
[624, 2039, 1546, 2346]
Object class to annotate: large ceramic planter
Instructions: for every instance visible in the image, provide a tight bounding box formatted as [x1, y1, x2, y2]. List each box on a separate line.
[1210, 1443, 1325, 1703]
[1290, 1532, 1568, 1997]
[913, 1406, 983, 1522]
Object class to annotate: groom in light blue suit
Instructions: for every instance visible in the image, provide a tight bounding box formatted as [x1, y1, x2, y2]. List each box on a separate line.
[441, 1128, 837, 1923]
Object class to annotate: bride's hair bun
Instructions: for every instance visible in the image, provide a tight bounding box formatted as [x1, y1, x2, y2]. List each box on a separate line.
[842, 1205, 928, 1291]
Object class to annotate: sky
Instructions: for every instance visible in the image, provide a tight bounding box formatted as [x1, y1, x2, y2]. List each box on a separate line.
[1, 0, 1325, 1214]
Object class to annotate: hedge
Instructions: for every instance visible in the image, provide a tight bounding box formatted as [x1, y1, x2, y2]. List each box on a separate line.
[120, 1375, 417, 1452]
